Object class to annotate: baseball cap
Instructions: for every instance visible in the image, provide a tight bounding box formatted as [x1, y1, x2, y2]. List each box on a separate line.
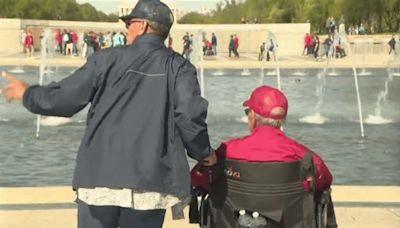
[243, 85, 288, 120]
[119, 0, 174, 30]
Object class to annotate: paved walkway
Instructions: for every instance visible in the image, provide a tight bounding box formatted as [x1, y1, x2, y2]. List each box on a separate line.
[0, 186, 399, 227]
[0, 51, 398, 70]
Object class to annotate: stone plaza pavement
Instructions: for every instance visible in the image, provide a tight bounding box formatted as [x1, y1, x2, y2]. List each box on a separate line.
[0, 49, 398, 70]
[0, 186, 399, 228]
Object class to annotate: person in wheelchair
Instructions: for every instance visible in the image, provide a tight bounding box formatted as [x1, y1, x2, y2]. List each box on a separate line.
[191, 85, 335, 228]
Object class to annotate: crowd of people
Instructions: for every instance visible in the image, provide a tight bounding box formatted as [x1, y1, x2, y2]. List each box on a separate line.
[181, 32, 219, 60]
[240, 16, 259, 24]
[258, 36, 278, 62]
[18, 22, 398, 64]
[19, 29, 129, 59]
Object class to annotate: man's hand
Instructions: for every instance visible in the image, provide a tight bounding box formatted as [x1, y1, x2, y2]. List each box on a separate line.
[1, 71, 28, 102]
[202, 149, 217, 166]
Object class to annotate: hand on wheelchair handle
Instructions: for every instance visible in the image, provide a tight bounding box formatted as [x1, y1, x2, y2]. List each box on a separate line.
[202, 149, 217, 166]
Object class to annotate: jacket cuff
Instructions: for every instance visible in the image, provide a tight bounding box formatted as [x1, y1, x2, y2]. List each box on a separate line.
[196, 146, 212, 162]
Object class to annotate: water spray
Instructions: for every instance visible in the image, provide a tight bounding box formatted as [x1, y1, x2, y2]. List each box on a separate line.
[341, 32, 365, 138]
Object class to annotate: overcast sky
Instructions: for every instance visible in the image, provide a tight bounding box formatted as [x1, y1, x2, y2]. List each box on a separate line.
[77, 0, 222, 13]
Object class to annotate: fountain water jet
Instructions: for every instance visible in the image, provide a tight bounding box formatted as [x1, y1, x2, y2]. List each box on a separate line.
[299, 33, 338, 125]
[241, 26, 252, 76]
[9, 66, 25, 74]
[358, 36, 372, 76]
[292, 70, 307, 76]
[389, 45, 400, 77]
[299, 70, 329, 124]
[265, 31, 281, 89]
[36, 28, 72, 138]
[191, 30, 205, 97]
[340, 32, 365, 137]
[212, 69, 224, 76]
[365, 68, 394, 125]
[327, 33, 339, 76]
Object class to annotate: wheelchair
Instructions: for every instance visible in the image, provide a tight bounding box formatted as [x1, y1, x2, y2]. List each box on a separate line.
[189, 151, 337, 228]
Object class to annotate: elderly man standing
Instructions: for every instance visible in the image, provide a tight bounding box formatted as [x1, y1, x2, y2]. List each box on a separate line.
[1, 0, 216, 227]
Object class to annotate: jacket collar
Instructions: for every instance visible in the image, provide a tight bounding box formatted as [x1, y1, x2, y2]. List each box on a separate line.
[133, 33, 164, 45]
[252, 124, 283, 134]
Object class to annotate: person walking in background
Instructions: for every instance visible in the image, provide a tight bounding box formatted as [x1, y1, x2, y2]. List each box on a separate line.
[266, 39, 274, 61]
[83, 32, 94, 58]
[55, 29, 62, 53]
[24, 31, 34, 58]
[228, 35, 234, 57]
[182, 32, 190, 59]
[181, 32, 189, 53]
[1, 0, 216, 227]
[70, 31, 78, 56]
[329, 17, 336, 34]
[104, 32, 113, 48]
[303, 33, 312, 55]
[323, 35, 333, 58]
[112, 32, 124, 47]
[233, 34, 239, 57]
[202, 34, 208, 56]
[388, 35, 397, 55]
[240, 16, 246, 24]
[62, 30, 70, 55]
[189, 34, 194, 45]
[258, 42, 265, 61]
[313, 35, 320, 60]
[20, 30, 27, 54]
[325, 18, 331, 34]
[359, 24, 365, 35]
[167, 35, 173, 49]
[81, 32, 88, 58]
[65, 31, 73, 56]
[211, 32, 217, 55]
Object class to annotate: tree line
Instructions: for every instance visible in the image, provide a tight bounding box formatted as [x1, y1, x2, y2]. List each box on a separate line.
[0, 0, 118, 22]
[179, 0, 400, 33]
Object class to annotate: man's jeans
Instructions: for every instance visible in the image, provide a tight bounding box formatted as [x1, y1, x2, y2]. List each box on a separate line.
[77, 199, 166, 228]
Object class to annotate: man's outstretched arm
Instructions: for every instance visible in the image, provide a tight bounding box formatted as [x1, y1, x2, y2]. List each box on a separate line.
[2, 55, 101, 117]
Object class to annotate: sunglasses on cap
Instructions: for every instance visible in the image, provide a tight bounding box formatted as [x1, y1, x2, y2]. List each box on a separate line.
[244, 108, 251, 116]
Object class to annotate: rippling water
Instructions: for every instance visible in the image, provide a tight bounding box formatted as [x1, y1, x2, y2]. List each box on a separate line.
[0, 66, 399, 186]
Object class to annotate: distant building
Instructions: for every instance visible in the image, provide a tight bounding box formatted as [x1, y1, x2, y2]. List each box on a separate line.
[200, 7, 212, 15]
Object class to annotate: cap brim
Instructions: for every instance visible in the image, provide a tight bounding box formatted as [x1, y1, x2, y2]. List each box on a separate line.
[243, 100, 250, 107]
[119, 14, 134, 22]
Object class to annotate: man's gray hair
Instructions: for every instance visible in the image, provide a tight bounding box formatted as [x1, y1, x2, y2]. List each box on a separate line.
[255, 113, 285, 128]
[147, 20, 170, 40]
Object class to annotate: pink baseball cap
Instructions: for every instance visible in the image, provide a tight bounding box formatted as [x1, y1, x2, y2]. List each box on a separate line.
[243, 85, 288, 120]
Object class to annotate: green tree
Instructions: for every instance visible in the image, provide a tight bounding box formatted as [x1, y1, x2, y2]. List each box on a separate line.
[0, 0, 118, 22]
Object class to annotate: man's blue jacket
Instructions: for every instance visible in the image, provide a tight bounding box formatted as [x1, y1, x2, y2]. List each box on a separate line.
[23, 34, 212, 198]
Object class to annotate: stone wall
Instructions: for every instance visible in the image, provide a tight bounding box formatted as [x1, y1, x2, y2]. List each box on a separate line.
[0, 18, 395, 56]
[0, 19, 310, 55]
[170, 24, 310, 56]
[0, 19, 24, 53]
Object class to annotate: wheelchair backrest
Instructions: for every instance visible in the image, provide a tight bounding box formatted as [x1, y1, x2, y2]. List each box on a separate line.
[208, 152, 316, 227]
